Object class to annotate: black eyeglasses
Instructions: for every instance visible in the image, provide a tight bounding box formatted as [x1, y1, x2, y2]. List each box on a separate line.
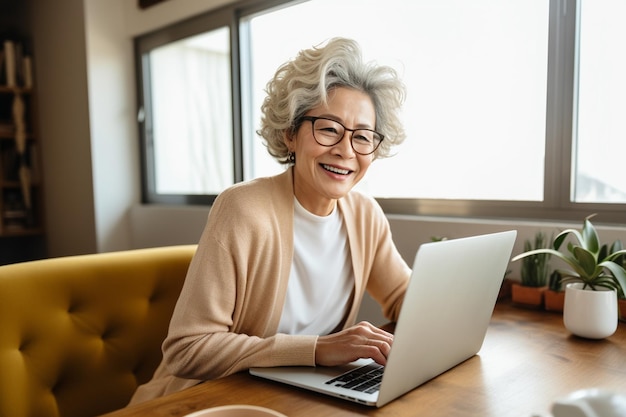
[299, 116, 384, 155]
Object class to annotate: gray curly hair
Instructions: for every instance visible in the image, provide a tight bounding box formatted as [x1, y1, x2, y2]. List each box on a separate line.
[258, 37, 406, 164]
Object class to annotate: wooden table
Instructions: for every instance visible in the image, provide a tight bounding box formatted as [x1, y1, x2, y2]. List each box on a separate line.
[102, 302, 626, 417]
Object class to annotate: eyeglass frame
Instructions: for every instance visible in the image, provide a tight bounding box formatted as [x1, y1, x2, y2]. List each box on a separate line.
[298, 116, 384, 155]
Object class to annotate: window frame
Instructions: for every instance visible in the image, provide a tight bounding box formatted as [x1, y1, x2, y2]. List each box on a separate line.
[134, 0, 626, 224]
[134, 5, 242, 205]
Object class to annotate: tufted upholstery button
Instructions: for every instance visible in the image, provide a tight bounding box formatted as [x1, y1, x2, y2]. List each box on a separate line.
[0, 245, 196, 417]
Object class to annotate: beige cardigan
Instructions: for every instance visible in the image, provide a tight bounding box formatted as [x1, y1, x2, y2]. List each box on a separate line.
[129, 168, 411, 405]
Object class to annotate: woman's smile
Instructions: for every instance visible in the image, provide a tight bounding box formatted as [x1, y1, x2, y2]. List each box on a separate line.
[321, 163, 352, 176]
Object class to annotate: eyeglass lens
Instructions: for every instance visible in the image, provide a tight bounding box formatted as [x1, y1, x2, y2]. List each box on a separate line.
[312, 118, 382, 155]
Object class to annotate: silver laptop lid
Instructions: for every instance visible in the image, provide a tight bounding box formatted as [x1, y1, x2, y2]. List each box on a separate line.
[377, 230, 517, 406]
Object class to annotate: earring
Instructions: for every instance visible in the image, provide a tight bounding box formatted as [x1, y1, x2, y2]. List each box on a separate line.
[288, 151, 296, 164]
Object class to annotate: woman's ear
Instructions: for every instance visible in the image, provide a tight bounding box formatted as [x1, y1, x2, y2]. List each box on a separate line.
[283, 129, 295, 151]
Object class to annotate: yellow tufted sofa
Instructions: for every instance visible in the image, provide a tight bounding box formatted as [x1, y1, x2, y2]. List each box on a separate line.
[0, 245, 197, 417]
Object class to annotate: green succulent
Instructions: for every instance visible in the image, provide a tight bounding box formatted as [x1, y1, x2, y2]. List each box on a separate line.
[548, 270, 563, 292]
[519, 231, 551, 287]
[512, 214, 626, 293]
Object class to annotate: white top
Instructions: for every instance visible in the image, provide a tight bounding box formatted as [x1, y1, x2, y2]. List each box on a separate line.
[277, 198, 355, 335]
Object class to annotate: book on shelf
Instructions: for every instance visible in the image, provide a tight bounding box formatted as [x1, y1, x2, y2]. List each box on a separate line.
[23, 56, 33, 88]
[2, 40, 33, 88]
[3, 40, 16, 87]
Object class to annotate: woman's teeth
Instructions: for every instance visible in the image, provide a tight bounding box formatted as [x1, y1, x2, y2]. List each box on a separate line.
[322, 164, 350, 175]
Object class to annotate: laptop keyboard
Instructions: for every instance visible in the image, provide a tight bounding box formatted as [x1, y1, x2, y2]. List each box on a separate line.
[325, 362, 384, 394]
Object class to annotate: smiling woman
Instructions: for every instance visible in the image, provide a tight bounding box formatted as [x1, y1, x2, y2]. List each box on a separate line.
[128, 37, 412, 407]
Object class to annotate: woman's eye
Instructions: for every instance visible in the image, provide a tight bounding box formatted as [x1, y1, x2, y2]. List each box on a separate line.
[319, 127, 340, 135]
[353, 133, 372, 143]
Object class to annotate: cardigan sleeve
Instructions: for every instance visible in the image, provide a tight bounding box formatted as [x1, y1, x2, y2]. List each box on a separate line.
[162, 237, 318, 380]
[162, 178, 318, 380]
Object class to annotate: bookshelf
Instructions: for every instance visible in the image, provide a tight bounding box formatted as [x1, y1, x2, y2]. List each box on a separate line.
[0, 37, 45, 263]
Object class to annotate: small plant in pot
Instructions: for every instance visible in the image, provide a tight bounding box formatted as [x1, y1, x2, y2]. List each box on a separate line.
[512, 214, 626, 339]
[544, 270, 565, 312]
[511, 232, 551, 308]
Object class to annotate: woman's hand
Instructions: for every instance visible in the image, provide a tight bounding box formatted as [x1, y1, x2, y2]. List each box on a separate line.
[315, 321, 394, 367]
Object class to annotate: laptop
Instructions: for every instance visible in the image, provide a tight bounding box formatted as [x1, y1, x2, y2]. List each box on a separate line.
[250, 230, 517, 407]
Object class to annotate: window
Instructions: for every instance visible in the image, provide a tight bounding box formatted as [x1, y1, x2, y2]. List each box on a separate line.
[136, 10, 234, 204]
[149, 28, 232, 195]
[572, 0, 626, 204]
[135, 0, 626, 223]
[243, 0, 549, 202]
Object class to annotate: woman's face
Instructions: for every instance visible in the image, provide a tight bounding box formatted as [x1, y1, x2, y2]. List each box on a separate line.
[285, 87, 376, 216]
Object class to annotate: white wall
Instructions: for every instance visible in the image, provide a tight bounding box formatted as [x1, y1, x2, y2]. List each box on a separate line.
[84, 0, 138, 253]
[31, 0, 98, 256]
[129, 204, 209, 248]
[121, 0, 236, 37]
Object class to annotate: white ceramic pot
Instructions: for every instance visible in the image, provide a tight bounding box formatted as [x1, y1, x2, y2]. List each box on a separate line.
[563, 283, 618, 339]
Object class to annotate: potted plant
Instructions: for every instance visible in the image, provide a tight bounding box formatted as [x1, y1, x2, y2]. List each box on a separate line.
[544, 270, 565, 312]
[511, 232, 551, 308]
[512, 214, 626, 339]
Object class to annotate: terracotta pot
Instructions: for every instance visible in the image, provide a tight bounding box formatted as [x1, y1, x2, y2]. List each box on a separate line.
[544, 290, 565, 312]
[563, 283, 618, 339]
[511, 283, 547, 308]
